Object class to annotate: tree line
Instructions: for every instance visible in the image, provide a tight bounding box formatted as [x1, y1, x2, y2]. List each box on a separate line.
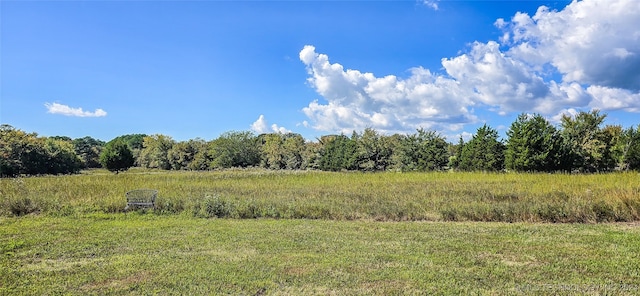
[1, 110, 639, 177]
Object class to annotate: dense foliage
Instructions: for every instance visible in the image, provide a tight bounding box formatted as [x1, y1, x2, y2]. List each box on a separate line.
[458, 124, 505, 171]
[0, 124, 82, 176]
[2, 110, 640, 176]
[99, 139, 135, 172]
[72, 136, 105, 168]
[505, 114, 562, 172]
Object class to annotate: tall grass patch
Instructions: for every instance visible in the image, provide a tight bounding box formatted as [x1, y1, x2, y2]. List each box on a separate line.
[1, 169, 638, 222]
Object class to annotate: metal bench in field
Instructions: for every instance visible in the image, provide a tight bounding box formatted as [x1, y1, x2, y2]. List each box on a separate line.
[125, 189, 158, 211]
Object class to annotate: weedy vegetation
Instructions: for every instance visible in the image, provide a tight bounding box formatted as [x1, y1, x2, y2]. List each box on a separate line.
[1, 169, 639, 222]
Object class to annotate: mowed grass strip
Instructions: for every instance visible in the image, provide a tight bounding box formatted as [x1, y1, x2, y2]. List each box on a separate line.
[2, 215, 640, 295]
[1, 169, 639, 222]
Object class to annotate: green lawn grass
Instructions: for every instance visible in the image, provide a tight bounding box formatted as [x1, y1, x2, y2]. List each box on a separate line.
[2, 215, 639, 295]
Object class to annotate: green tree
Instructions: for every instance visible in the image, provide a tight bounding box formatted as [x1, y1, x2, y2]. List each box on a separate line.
[392, 129, 449, 171]
[50, 136, 72, 141]
[168, 139, 205, 170]
[72, 136, 105, 168]
[259, 133, 285, 169]
[43, 138, 83, 174]
[459, 124, 505, 171]
[505, 114, 562, 172]
[602, 125, 624, 171]
[282, 133, 305, 170]
[110, 134, 146, 150]
[139, 134, 175, 170]
[109, 134, 147, 166]
[615, 125, 640, 171]
[0, 125, 47, 176]
[1, 124, 30, 176]
[189, 149, 212, 171]
[259, 133, 306, 170]
[560, 110, 616, 172]
[208, 131, 261, 169]
[301, 141, 322, 170]
[318, 134, 358, 171]
[100, 139, 135, 173]
[355, 128, 394, 171]
[0, 125, 81, 176]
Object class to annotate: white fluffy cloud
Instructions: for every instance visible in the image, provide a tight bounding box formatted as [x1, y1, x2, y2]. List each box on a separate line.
[45, 102, 107, 117]
[442, 41, 550, 114]
[505, 0, 640, 91]
[299, 0, 640, 135]
[300, 45, 476, 135]
[251, 115, 291, 134]
[587, 85, 640, 112]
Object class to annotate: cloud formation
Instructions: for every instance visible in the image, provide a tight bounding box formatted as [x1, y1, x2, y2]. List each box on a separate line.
[251, 115, 291, 134]
[504, 0, 640, 91]
[299, 0, 640, 135]
[300, 45, 476, 135]
[421, 0, 439, 11]
[45, 102, 107, 117]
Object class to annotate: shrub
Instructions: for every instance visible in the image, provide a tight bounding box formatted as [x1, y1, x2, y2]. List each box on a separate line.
[194, 194, 233, 218]
[8, 197, 40, 216]
[100, 139, 135, 172]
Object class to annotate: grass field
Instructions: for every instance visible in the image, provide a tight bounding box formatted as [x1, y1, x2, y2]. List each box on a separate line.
[1, 169, 639, 222]
[2, 215, 640, 295]
[1, 170, 640, 294]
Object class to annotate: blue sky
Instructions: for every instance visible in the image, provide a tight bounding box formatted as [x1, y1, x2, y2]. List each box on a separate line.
[2, 0, 639, 142]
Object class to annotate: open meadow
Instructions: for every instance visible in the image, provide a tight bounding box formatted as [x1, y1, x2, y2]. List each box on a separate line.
[2, 169, 639, 222]
[1, 170, 640, 294]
